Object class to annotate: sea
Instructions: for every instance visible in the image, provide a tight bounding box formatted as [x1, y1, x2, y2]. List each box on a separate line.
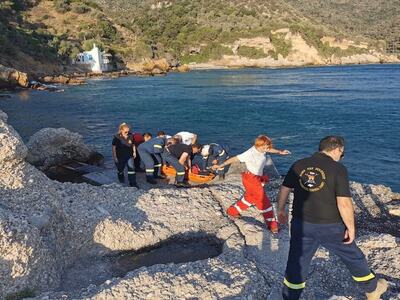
[1, 64, 399, 191]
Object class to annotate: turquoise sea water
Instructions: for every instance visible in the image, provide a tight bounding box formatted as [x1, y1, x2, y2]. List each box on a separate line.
[1, 64, 399, 191]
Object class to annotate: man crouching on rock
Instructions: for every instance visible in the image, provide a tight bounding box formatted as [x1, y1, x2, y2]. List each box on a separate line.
[276, 136, 388, 300]
[212, 134, 290, 233]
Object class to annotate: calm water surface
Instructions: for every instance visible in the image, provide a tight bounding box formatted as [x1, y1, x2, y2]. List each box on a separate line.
[1, 64, 399, 191]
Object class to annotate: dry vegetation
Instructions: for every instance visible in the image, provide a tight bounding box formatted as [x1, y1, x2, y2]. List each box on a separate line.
[0, 0, 397, 74]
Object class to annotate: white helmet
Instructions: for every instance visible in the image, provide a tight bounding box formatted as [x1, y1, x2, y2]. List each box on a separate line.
[201, 145, 210, 157]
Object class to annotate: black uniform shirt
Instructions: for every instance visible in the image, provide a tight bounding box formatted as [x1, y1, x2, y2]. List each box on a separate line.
[168, 143, 192, 159]
[283, 152, 352, 224]
[112, 133, 134, 160]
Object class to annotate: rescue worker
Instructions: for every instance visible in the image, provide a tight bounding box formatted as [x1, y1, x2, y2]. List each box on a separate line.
[174, 131, 197, 145]
[212, 135, 290, 233]
[138, 131, 167, 184]
[162, 142, 202, 187]
[132, 132, 145, 170]
[111, 123, 138, 188]
[194, 143, 229, 179]
[277, 136, 388, 300]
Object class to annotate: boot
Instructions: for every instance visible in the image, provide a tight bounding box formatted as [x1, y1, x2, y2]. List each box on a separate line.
[117, 172, 125, 183]
[146, 176, 157, 185]
[154, 174, 167, 179]
[175, 181, 190, 188]
[129, 182, 139, 189]
[268, 220, 279, 234]
[366, 279, 388, 300]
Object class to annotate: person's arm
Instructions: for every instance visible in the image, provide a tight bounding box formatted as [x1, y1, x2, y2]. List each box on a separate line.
[179, 152, 189, 167]
[191, 134, 197, 145]
[187, 153, 192, 169]
[277, 186, 292, 224]
[267, 148, 291, 155]
[112, 145, 118, 163]
[211, 156, 239, 170]
[337, 196, 356, 244]
[132, 144, 137, 159]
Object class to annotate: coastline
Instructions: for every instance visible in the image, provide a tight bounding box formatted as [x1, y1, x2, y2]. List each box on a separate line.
[2, 52, 400, 91]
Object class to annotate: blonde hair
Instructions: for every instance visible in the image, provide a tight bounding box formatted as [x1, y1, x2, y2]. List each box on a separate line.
[118, 122, 130, 135]
[254, 135, 273, 148]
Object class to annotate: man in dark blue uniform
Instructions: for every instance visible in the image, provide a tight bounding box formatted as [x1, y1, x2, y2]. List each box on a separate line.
[194, 143, 229, 179]
[277, 136, 387, 300]
[162, 142, 201, 187]
[138, 131, 167, 184]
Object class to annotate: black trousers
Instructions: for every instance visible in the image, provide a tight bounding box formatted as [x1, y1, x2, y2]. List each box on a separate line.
[115, 157, 136, 185]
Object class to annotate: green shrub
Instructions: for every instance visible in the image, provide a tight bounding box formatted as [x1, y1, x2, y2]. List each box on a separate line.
[131, 40, 152, 59]
[72, 3, 89, 14]
[270, 35, 291, 58]
[180, 43, 233, 64]
[96, 20, 117, 40]
[54, 0, 70, 13]
[82, 39, 103, 51]
[237, 46, 266, 59]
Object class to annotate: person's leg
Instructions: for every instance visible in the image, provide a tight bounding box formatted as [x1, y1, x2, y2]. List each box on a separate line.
[153, 154, 164, 178]
[217, 153, 229, 179]
[239, 173, 277, 230]
[115, 158, 125, 183]
[127, 158, 138, 187]
[282, 219, 320, 300]
[320, 224, 381, 295]
[192, 154, 206, 171]
[138, 149, 157, 184]
[226, 172, 255, 217]
[164, 153, 186, 183]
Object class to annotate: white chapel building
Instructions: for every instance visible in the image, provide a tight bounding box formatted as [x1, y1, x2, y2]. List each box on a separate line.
[75, 44, 112, 73]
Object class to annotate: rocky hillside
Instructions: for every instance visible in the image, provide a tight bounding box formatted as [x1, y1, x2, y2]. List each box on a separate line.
[285, 0, 400, 42]
[0, 0, 399, 78]
[1, 109, 400, 299]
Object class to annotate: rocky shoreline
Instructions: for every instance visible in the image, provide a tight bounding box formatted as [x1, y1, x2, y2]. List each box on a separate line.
[0, 109, 399, 299]
[0, 59, 191, 91]
[1, 52, 399, 91]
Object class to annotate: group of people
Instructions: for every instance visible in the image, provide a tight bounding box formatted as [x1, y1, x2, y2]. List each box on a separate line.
[112, 123, 388, 300]
[111, 123, 229, 188]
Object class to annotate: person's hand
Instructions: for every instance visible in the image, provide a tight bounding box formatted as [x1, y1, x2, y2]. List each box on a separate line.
[343, 228, 355, 244]
[212, 159, 218, 165]
[278, 210, 288, 224]
[114, 157, 118, 164]
[211, 165, 220, 171]
[279, 150, 291, 155]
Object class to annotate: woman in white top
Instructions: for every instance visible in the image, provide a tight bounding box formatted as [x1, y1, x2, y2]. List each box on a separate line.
[212, 135, 290, 233]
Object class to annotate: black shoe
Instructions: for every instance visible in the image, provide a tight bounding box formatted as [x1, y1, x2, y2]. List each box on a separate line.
[118, 173, 125, 183]
[175, 182, 191, 188]
[129, 183, 139, 189]
[146, 177, 157, 185]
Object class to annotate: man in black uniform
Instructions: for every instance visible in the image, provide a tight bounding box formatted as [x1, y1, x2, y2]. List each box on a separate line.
[162, 142, 201, 187]
[277, 136, 387, 300]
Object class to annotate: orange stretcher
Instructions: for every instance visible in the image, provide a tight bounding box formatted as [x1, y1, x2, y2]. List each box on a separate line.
[161, 165, 216, 183]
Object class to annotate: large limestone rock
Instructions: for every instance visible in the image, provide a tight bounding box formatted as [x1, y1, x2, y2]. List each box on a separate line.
[0, 108, 399, 299]
[0, 64, 30, 89]
[26, 128, 102, 169]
